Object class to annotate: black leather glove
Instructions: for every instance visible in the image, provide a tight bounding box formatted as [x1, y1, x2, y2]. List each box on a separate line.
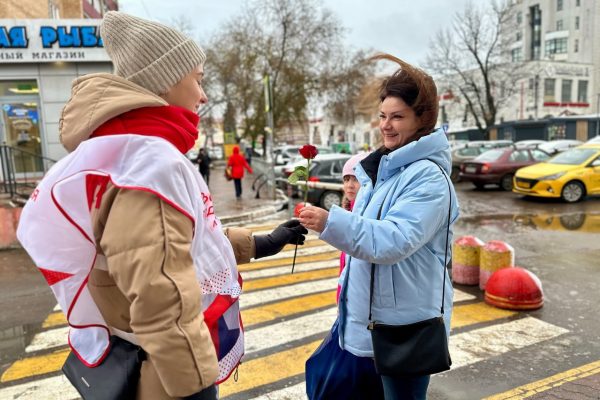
[254, 219, 308, 259]
[182, 384, 217, 400]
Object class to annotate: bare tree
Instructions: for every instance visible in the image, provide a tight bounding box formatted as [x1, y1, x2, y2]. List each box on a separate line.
[426, 0, 523, 138]
[202, 0, 346, 145]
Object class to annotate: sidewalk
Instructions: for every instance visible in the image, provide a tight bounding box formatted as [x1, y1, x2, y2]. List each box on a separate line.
[205, 163, 288, 225]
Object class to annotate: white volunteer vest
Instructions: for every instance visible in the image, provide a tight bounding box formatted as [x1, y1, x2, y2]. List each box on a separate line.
[17, 135, 243, 383]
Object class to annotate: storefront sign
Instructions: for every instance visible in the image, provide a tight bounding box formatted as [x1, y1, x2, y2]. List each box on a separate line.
[0, 19, 109, 63]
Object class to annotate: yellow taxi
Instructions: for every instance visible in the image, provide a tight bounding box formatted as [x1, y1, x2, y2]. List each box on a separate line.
[513, 144, 600, 202]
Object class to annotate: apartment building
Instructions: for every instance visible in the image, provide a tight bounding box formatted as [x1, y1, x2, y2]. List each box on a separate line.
[442, 0, 600, 142]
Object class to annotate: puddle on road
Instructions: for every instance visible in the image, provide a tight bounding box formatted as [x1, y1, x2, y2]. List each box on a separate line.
[0, 323, 39, 364]
[457, 212, 600, 234]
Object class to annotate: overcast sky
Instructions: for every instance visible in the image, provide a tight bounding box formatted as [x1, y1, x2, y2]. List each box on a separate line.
[118, 0, 472, 66]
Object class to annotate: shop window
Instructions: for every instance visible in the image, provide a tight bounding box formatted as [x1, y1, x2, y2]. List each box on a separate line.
[0, 80, 43, 174]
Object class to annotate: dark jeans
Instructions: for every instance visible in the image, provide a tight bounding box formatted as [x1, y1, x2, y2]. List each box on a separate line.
[233, 178, 242, 198]
[380, 374, 430, 400]
[200, 171, 209, 186]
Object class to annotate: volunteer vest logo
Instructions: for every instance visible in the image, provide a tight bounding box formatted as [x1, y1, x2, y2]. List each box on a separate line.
[16, 135, 243, 383]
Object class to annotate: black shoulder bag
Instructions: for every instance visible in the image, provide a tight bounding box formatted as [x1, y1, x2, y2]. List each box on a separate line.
[62, 334, 146, 400]
[367, 161, 452, 377]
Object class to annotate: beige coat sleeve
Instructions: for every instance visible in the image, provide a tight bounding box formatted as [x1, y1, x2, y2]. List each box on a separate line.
[99, 189, 218, 397]
[223, 227, 255, 264]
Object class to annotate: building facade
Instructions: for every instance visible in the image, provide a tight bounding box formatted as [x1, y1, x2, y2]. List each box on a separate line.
[0, 1, 117, 176]
[441, 0, 600, 142]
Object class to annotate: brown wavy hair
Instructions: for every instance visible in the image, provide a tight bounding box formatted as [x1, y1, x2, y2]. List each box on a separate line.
[371, 53, 439, 135]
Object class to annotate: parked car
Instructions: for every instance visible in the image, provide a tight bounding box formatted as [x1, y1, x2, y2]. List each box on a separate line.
[515, 140, 547, 149]
[286, 153, 351, 210]
[450, 140, 514, 181]
[207, 146, 223, 160]
[274, 145, 332, 177]
[513, 144, 600, 203]
[185, 150, 198, 163]
[538, 140, 583, 155]
[449, 139, 469, 150]
[459, 147, 550, 190]
[586, 136, 600, 144]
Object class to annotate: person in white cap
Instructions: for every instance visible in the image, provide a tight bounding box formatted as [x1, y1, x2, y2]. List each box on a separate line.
[17, 11, 306, 400]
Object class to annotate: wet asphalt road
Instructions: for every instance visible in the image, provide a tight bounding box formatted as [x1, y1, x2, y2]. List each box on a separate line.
[0, 181, 599, 398]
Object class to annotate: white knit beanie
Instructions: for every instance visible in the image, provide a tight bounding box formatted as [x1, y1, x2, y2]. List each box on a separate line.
[100, 11, 206, 95]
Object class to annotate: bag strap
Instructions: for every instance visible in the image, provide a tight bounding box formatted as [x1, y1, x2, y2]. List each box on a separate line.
[368, 159, 452, 323]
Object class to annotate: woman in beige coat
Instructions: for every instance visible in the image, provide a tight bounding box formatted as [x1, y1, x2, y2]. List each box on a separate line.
[50, 11, 307, 400]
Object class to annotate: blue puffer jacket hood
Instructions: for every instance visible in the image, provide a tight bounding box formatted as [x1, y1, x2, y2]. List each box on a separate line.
[320, 127, 459, 357]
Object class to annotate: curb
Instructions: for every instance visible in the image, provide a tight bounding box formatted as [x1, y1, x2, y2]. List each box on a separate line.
[220, 205, 281, 226]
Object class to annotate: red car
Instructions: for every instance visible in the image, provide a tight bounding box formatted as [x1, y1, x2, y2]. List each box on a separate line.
[459, 147, 550, 190]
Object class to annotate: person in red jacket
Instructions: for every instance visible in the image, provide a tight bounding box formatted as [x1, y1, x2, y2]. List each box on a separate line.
[227, 146, 253, 198]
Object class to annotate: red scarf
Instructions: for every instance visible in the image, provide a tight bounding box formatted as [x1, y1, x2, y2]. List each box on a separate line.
[91, 105, 199, 154]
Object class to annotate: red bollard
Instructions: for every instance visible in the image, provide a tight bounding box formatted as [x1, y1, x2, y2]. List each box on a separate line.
[452, 236, 484, 285]
[484, 267, 544, 310]
[479, 240, 514, 290]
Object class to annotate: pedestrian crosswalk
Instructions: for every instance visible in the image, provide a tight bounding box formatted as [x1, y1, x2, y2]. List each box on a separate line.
[0, 221, 572, 400]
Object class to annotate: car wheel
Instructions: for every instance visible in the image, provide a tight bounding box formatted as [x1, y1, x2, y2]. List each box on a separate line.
[320, 191, 342, 210]
[450, 167, 460, 182]
[561, 181, 585, 203]
[500, 174, 514, 191]
[473, 182, 485, 190]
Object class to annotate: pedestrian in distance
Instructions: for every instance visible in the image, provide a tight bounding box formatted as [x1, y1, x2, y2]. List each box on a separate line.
[16, 11, 306, 400]
[299, 54, 459, 400]
[196, 147, 212, 185]
[227, 145, 253, 199]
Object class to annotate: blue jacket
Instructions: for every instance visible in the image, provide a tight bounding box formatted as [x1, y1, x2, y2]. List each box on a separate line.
[320, 128, 459, 357]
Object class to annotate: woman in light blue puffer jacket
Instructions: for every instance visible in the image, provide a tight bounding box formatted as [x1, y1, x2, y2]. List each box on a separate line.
[299, 54, 459, 400]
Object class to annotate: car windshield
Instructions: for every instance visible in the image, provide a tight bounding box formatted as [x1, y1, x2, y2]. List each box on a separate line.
[548, 148, 598, 165]
[475, 149, 505, 162]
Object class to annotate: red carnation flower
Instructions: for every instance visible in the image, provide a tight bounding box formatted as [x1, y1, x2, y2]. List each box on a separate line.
[298, 144, 318, 159]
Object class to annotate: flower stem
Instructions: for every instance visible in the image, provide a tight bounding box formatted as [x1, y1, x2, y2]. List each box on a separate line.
[292, 158, 311, 274]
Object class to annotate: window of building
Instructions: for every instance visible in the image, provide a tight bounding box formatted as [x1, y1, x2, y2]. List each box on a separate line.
[530, 5, 542, 60]
[556, 19, 563, 30]
[517, 11, 523, 24]
[561, 79, 572, 103]
[544, 79, 556, 102]
[516, 31, 522, 41]
[511, 48, 523, 62]
[557, 0, 563, 11]
[577, 80, 588, 102]
[574, 39, 579, 52]
[576, 0, 581, 5]
[545, 37, 568, 55]
[575, 16, 580, 29]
